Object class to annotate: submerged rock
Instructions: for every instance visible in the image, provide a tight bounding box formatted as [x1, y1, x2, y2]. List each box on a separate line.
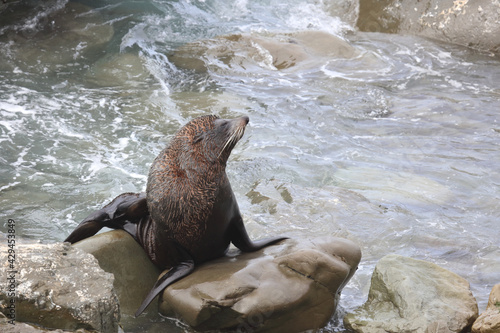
[357, 0, 500, 54]
[334, 167, 454, 206]
[0, 242, 119, 333]
[344, 254, 478, 333]
[0, 2, 114, 72]
[159, 236, 361, 332]
[472, 284, 500, 333]
[170, 30, 359, 73]
[85, 53, 152, 88]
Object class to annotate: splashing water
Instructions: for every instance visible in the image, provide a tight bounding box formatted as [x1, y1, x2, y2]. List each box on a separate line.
[1, 0, 499, 331]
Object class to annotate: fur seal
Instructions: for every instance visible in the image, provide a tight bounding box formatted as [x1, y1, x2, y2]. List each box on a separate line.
[65, 115, 287, 317]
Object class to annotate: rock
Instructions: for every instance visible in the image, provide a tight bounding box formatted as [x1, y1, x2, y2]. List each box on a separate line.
[170, 31, 359, 73]
[344, 254, 478, 333]
[0, 2, 114, 72]
[357, 0, 500, 54]
[159, 236, 361, 332]
[74, 230, 160, 316]
[324, 0, 360, 28]
[85, 53, 152, 88]
[334, 167, 454, 207]
[472, 284, 500, 333]
[61, 231, 360, 332]
[0, 312, 93, 333]
[0, 242, 119, 333]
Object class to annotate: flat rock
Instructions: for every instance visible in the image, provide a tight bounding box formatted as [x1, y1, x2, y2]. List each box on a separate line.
[0, 242, 119, 333]
[159, 236, 361, 332]
[344, 254, 478, 333]
[472, 283, 500, 333]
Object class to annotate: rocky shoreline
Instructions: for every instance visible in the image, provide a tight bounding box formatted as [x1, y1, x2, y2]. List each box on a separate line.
[0, 0, 499, 331]
[0, 231, 498, 332]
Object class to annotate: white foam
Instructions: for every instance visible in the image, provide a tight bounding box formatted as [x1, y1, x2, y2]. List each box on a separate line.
[0, 182, 20, 192]
[12, 146, 29, 168]
[0, 101, 33, 115]
[57, 125, 85, 139]
[0, 120, 16, 134]
[446, 77, 463, 89]
[117, 137, 129, 148]
[112, 166, 148, 181]
[0, 0, 68, 35]
[285, 1, 350, 36]
[81, 154, 107, 182]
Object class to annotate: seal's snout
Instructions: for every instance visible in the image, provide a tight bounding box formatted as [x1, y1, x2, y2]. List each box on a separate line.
[231, 116, 249, 131]
[235, 116, 249, 134]
[233, 116, 249, 129]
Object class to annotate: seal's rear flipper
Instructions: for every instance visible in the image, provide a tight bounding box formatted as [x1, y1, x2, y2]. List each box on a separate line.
[64, 219, 102, 244]
[135, 258, 195, 317]
[230, 217, 288, 252]
[64, 192, 147, 244]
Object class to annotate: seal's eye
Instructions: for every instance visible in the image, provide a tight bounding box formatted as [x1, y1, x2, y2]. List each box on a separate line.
[214, 119, 228, 129]
[193, 132, 205, 143]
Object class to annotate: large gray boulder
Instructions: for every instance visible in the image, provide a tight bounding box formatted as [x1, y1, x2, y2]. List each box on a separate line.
[159, 236, 361, 332]
[357, 0, 500, 54]
[472, 283, 500, 333]
[0, 242, 119, 333]
[344, 254, 478, 333]
[73, 230, 160, 316]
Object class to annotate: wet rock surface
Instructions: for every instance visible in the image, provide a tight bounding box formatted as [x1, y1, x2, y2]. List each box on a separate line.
[344, 254, 478, 333]
[0, 312, 94, 333]
[74, 230, 160, 317]
[84, 53, 152, 88]
[159, 236, 361, 332]
[357, 0, 500, 54]
[0, 242, 119, 333]
[170, 30, 360, 73]
[0, 1, 114, 72]
[472, 284, 500, 333]
[72, 231, 361, 332]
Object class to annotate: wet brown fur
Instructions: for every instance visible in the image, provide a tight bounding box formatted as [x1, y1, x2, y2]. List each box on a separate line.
[141, 115, 247, 268]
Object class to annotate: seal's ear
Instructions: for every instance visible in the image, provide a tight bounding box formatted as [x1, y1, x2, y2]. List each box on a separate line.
[193, 132, 205, 144]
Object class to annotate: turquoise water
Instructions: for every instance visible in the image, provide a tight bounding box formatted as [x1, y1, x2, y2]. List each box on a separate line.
[1, 1, 499, 331]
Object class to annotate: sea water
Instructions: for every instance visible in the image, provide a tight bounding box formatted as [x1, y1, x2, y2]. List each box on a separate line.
[0, 0, 499, 331]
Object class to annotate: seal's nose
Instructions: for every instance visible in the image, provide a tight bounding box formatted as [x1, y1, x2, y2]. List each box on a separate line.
[241, 116, 249, 125]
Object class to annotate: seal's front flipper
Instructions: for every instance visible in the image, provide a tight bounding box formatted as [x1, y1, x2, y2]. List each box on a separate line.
[230, 217, 288, 252]
[65, 192, 147, 244]
[135, 258, 195, 317]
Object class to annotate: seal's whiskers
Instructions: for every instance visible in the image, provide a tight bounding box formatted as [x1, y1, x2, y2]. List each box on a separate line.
[218, 127, 242, 158]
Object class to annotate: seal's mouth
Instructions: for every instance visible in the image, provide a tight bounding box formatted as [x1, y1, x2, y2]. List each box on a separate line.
[218, 116, 249, 158]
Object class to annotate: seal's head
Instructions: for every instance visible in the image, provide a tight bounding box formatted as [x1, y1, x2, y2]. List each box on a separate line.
[169, 114, 249, 168]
